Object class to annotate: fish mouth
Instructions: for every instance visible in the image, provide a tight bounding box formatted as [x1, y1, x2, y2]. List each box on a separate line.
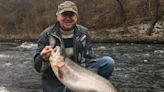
[49, 46, 61, 62]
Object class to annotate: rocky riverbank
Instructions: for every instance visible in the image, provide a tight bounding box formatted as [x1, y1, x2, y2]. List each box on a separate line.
[91, 22, 164, 43]
[0, 22, 164, 43]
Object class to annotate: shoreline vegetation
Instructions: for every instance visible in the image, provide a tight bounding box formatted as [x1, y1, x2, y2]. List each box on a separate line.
[0, 0, 163, 43]
[0, 23, 163, 44]
[0, 36, 164, 44]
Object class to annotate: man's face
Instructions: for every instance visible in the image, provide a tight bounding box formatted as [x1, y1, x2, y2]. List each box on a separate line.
[57, 11, 77, 31]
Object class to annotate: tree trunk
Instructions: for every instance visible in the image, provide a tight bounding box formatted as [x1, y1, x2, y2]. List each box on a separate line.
[146, 0, 163, 36]
[116, 0, 129, 34]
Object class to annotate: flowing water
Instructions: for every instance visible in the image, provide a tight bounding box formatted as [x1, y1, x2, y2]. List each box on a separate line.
[0, 42, 163, 92]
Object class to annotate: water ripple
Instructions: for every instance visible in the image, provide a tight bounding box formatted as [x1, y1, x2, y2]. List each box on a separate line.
[16, 42, 37, 49]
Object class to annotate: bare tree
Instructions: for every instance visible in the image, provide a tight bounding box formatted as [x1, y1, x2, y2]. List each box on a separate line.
[146, 0, 164, 36]
[116, 0, 129, 34]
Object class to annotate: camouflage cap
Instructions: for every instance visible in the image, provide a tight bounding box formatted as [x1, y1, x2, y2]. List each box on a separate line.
[56, 1, 78, 15]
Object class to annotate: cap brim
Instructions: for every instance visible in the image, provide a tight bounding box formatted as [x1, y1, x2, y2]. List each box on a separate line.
[56, 8, 78, 15]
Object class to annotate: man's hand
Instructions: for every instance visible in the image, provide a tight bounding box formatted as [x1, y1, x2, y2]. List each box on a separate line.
[40, 46, 55, 61]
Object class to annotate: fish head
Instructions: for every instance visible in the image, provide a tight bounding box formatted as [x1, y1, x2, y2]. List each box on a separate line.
[49, 46, 65, 68]
[49, 46, 61, 63]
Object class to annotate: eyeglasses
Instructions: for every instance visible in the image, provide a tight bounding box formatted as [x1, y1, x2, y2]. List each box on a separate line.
[61, 11, 76, 17]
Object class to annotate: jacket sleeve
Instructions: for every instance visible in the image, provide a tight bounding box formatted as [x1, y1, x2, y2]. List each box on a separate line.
[83, 31, 97, 66]
[80, 30, 99, 73]
[33, 31, 50, 73]
[84, 31, 95, 58]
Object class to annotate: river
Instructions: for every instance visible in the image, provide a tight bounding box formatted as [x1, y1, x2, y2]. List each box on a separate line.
[0, 42, 164, 92]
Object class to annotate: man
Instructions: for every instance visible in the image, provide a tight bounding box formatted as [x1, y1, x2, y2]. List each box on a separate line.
[34, 1, 115, 92]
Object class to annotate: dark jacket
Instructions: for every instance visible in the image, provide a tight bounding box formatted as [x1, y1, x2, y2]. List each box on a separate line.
[33, 22, 96, 92]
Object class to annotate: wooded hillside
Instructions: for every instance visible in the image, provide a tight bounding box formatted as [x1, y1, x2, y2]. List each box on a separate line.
[0, 0, 163, 42]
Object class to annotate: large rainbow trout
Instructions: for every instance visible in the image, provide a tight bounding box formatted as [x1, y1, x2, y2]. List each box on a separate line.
[49, 46, 117, 92]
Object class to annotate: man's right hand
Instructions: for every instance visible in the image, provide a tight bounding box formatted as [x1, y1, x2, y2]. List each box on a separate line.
[40, 46, 53, 61]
